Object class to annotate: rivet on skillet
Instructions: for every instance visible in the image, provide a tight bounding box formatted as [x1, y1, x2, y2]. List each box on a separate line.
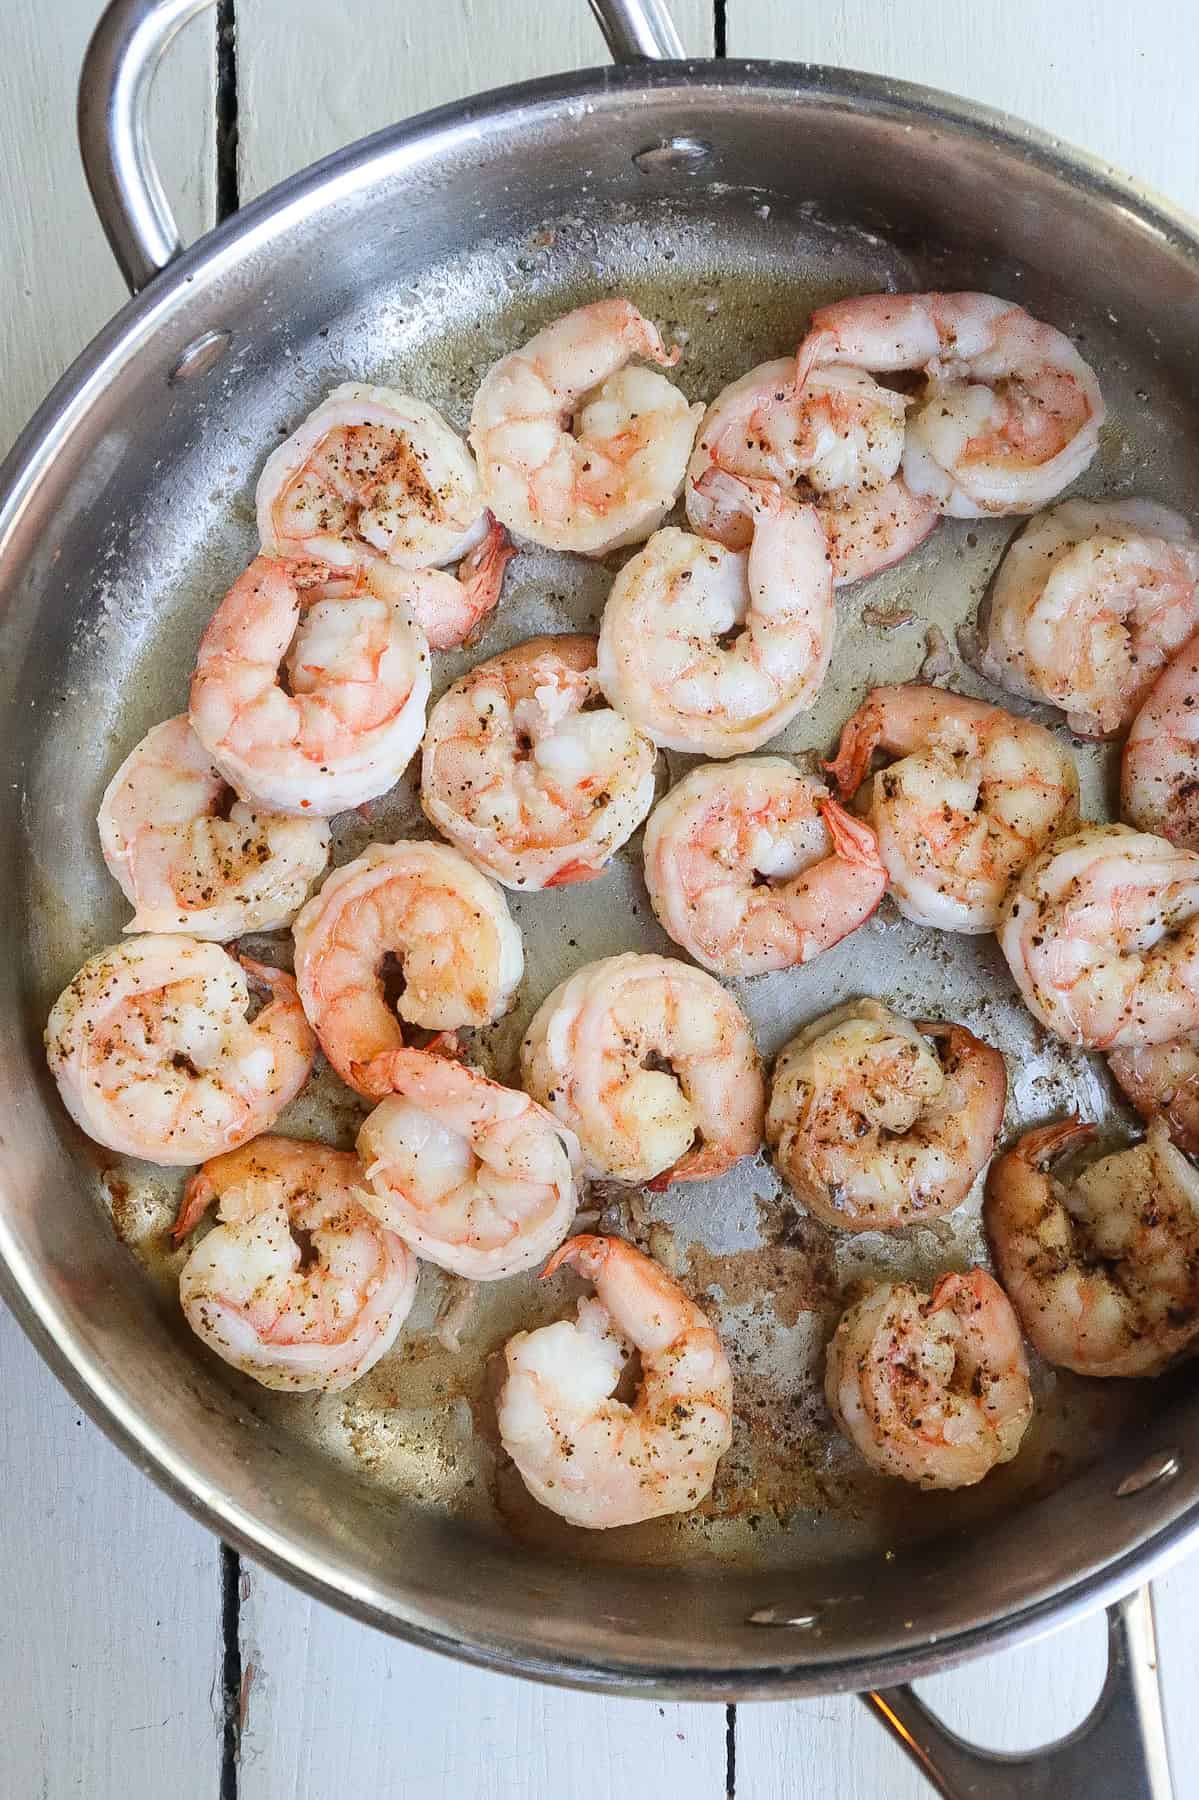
[632, 137, 712, 173]
[170, 329, 232, 384]
[1116, 1450, 1181, 1497]
[746, 1607, 820, 1628]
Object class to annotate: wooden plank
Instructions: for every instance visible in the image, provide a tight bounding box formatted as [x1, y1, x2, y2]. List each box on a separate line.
[236, 1560, 728, 1800]
[0, 0, 215, 459]
[236, 0, 715, 199]
[726, 0, 1199, 212]
[0, 1306, 224, 1795]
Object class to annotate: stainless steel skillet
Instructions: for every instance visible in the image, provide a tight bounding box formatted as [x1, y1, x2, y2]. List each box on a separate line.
[1, 0, 1197, 1789]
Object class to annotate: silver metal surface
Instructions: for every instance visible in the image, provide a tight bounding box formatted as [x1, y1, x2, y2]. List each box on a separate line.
[77, 0, 211, 292]
[865, 1591, 1174, 1800]
[588, 0, 685, 62]
[3, 0, 1199, 1719]
[1119, 1454, 1183, 1499]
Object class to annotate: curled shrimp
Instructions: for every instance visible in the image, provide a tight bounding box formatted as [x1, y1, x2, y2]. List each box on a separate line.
[98, 715, 330, 939]
[767, 1000, 1007, 1231]
[520, 952, 764, 1187]
[999, 824, 1199, 1049]
[978, 500, 1199, 737]
[1109, 1037, 1199, 1155]
[825, 1268, 1032, 1488]
[826, 683, 1080, 933]
[469, 298, 703, 556]
[45, 937, 315, 1164]
[642, 757, 885, 976]
[420, 633, 657, 890]
[292, 840, 523, 1092]
[596, 475, 834, 756]
[797, 291, 1103, 517]
[497, 1234, 733, 1528]
[685, 355, 937, 585]
[355, 1048, 580, 1279]
[257, 383, 487, 572]
[1122, 626, 1199, 847]
[366, 515, 514, 652]
[174, 1136, 417, 1391]
[188, 555, 431, 816]
[985, 1117, 1199, 1377]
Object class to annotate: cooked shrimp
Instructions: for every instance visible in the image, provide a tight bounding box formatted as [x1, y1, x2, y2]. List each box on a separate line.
[98, 715, 330, 939]
[174, 1136, 417, 1391]
[825, 1268, 1032, 1488]
[497, 1234, 733, 1528]
[985, 1117, 1199, 1377]
[1109, 1037, 1199, 1154]
[292, 840, 523, 1092]
[1122, 627, 1199, 846]
[257, 383, 487, 571]
[978, 500, 1199, 737]
[685, 356, 937, 585]
[826, 683, 1080, 933]
[355, 1048, 579, 1278]
[469, 298, 703, 556]
[188, 555, 431, 816]
[797, 291, 1103, 516]
[768, 1001, 1006, 1231]
[420, 634, 657, 890]
[999, 824, 1199, 1048]
[45, 937, 315, 1164]
[642, 758, 885, 975]
[366, 516, 514, 651]
[520, 952, 764, 1186]
[596, 477, 834, 756]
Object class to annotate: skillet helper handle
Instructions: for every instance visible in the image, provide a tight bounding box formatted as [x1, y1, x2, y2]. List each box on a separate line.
[861, 1588, 1173, 1800]
[79, 0, 216, 294]
[587, 0, 684, 61]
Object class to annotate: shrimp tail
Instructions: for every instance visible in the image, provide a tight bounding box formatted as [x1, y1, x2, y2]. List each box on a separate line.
[542, 1233, 606, 1281]
[824, 703, 883, 799]
[1016, 1116, 1098, 1168]
[819, 796, 885, 873]
[459, 514, 515, 611]
[173, 1170, 215, 1245]
[793, 330, 835, 394]
[542, 859, 605, 889]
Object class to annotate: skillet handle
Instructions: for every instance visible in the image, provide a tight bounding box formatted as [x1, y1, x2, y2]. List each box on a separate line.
[587, 0, 684, 61]
[78, 0, 215, 294]
[861, 1588, 1173, 1800]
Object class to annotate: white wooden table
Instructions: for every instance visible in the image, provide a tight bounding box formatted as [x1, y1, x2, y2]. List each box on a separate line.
[2, 4, 1198, 1794]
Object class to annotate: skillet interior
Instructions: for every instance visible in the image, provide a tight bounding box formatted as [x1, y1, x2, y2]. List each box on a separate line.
[3, 63, 1199, 1695]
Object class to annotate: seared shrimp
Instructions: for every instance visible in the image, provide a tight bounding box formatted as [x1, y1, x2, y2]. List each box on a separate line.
[98, 715, 330, 939]
[257, 383, 487, 571]
[642, 758, 885, 976]
[497, 1234, 733, 1528]
[999, 824, 1199, 1048]
[685, 356, 937, 585]
[767, 1000, 1006, 1231]
[978, 500, 1199, 737]
[597, 477, 834, 756]
[175, 1136, 416, 1391]
[520, 952, 764, 1186]
[45, 937, 315, 1164]
[292, 840, 523, 1092]
[1122, 627, 1199, 847]
[469, 299, 703, 556]
[355, 1048, 579, 1278]
[797, 291, 1103, 516]
[188, 555, 431, 816]
[1109, 1037, 1199, 1155]
[825, 1268, 1032, 1488]
[827, 684, 1080, 933]
[366, 516, 514, 652]
[985, 1117, 1199, 1377]
[420, 634, 657, 890]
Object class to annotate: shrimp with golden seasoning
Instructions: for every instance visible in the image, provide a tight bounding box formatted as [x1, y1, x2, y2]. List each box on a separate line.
[175, 1136, 417, 1392]
[767, 1000, 1006, 1231]
[985, 1117, 1199, 1377]
[1109, 1036, 1199, 1155]
[1122, 626, 1199, 847]
[825, 1268, 1033, 1489]
[497, 1235, 733, 1528]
